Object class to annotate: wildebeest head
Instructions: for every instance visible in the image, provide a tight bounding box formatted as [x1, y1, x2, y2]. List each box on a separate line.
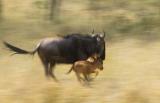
[91, 30, 106, 60]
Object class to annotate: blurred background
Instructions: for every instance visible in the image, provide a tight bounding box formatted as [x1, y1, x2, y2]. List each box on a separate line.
[0, 0, 160, 103]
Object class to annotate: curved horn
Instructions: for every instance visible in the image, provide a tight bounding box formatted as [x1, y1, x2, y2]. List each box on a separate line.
[103, 30, 105, 35]
[92, 29, 94, 34]
[103, 30, 106, 37]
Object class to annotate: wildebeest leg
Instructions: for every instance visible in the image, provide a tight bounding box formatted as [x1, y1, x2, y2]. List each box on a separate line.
[49, 62, 58, 81]
[41, 60, 49, 77]
[38, 52, 50, 77]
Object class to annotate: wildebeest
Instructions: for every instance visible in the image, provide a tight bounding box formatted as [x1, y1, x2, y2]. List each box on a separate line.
[66, 54, 103, 83]
[3, 31, 106, 81]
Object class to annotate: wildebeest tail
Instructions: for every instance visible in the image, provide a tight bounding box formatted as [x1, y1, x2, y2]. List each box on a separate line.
[3, 41, 40, 55]
[66, 65, 74, 74]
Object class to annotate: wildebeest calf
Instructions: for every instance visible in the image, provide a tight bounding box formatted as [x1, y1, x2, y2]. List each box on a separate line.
[67, 54, 103, 83]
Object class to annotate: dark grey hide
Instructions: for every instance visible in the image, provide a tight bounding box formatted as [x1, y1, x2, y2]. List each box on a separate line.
[4, 33, 105, 81]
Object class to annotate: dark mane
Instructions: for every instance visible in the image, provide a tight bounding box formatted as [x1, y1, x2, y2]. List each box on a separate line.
[62, 33, 92, 39]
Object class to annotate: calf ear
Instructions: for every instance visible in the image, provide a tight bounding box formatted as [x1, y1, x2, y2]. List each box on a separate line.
[87, 57, 95, 62]
[93, 54, 99, 59]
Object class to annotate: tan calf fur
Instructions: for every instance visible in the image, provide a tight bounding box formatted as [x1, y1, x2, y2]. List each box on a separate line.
[67, 54, 103, 83]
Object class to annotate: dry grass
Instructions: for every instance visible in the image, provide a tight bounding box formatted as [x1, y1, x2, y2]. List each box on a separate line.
[0, 0, 160, 103]
[0, 39, 160, 103]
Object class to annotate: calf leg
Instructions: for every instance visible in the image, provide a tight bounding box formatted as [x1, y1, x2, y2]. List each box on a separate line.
[88, 71, 99, 81]
[83, 73, 89, 82]
[95, 71, 99, 77]
[87, 74, 92, 81]
[75, 72, 83, 83]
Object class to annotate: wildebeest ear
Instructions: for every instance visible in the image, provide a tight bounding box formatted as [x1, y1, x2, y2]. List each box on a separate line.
[100, 31, 106, 38]
[91, 29, 96, 37]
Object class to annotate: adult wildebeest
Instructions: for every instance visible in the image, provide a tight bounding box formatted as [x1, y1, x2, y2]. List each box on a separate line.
[3, 32, 105, 81]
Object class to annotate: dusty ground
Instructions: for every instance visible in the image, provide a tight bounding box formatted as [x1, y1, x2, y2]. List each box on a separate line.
[0, 39, 160, 103]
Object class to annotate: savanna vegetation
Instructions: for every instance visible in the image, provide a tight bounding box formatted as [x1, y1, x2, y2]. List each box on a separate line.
[0, 0, 160, 103]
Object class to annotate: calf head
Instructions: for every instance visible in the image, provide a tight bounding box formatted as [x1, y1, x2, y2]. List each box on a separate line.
[90, 54, 104, 70]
